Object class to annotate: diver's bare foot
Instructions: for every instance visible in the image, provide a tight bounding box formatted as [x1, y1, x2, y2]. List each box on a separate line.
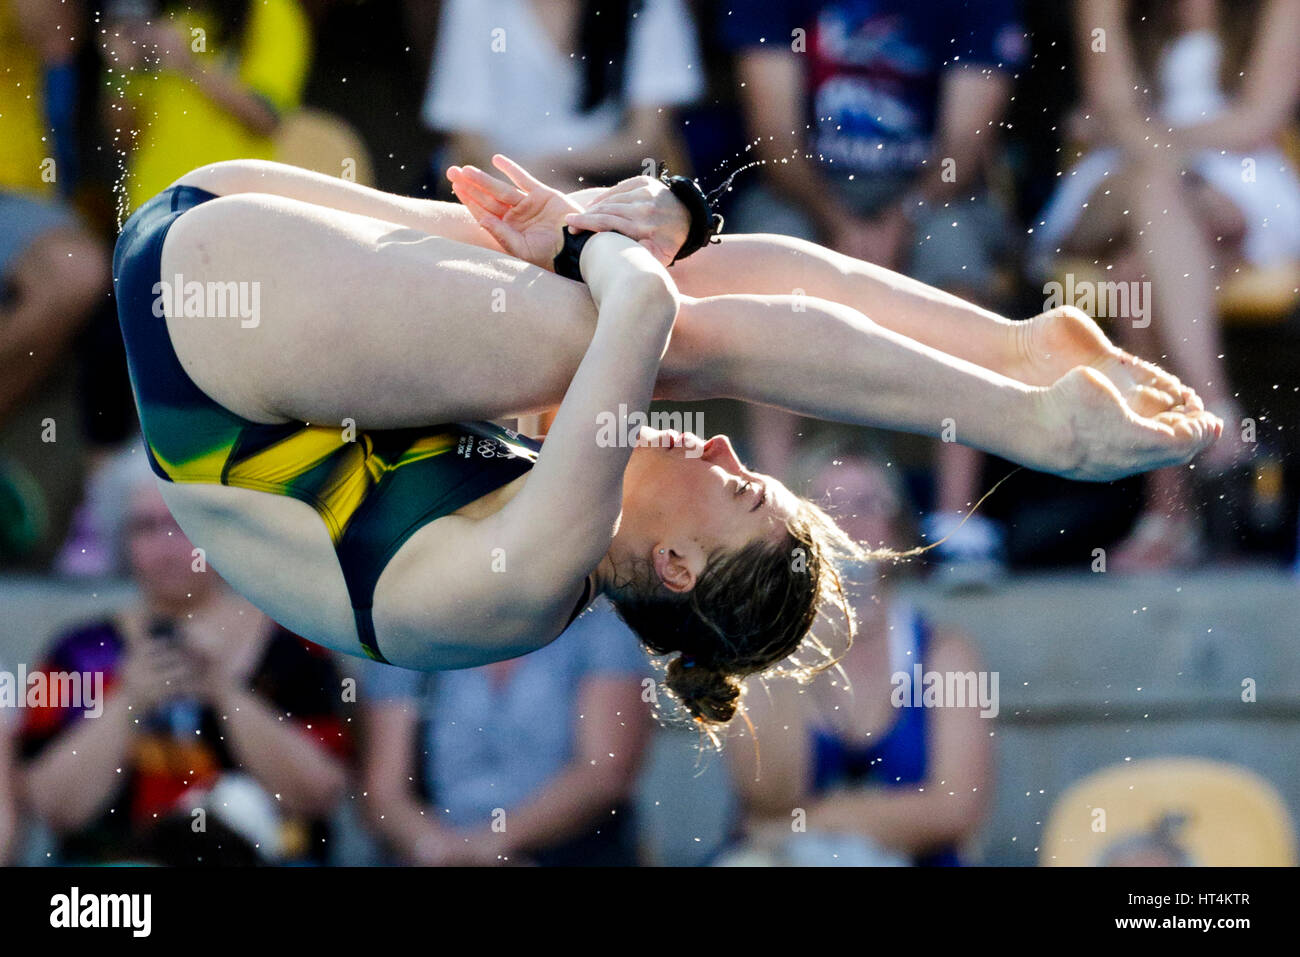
[1038, 366, 1222, 482]
[1011, 306, 1204, 417]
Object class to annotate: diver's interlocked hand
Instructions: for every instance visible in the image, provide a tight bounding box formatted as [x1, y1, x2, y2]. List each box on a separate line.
[564, 175, 693, 266]
[446, 155, 583, 270]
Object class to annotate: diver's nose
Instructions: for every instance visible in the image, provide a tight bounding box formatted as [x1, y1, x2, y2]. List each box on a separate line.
[702, 434, 743, 470]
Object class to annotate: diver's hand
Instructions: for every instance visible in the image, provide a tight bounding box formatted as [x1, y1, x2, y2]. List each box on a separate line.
[446, 155, 583, 270]
[563, 175, 692, 266]
[1038, 365, 1222, 481]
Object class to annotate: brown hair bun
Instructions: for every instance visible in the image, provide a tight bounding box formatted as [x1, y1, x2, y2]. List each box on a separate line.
[665, 655, 741, 723]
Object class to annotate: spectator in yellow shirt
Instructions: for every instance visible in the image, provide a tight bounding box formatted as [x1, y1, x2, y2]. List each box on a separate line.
[104, 0, 312, 212]
[0, 0, 71, 195]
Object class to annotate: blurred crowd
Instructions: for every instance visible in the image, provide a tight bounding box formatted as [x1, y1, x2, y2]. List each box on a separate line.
[1, 0, 1298, 866]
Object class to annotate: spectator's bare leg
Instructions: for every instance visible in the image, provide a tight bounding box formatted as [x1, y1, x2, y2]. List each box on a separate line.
[1062, 159, 1244, 446]
[0, 716, 15, 864]
[1123, 156, 1233, 411]
[746, 405, 804, 476]
[931, 279, 996, 521]
[936, 440, 985, 513]
[1109, 250, 1205, 570]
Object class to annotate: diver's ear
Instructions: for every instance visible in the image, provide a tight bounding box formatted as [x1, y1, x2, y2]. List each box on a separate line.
[652, 543, 702, 594]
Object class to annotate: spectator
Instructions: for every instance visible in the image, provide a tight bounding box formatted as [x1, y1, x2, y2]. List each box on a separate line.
[719, 0, 1028, 587]
[0, 0, 82, 198]
[0, 683, 16, 864]
[51, 0, 311, 574]
[361, 597, 652, 866]
[422, 0, 703, 191]
[1029, 0, 1300, 569]
[720, 453, 993, 866]
[103, 0, 312, 213]
[18, 451, 349, 864]
[0, 0, 108, 561]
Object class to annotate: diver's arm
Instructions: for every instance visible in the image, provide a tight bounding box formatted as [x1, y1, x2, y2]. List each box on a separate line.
[490, 231, 679, 593]
[371, 230, 679, 670]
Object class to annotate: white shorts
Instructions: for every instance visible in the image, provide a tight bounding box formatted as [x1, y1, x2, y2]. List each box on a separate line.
[1030, 145, 1300, 270]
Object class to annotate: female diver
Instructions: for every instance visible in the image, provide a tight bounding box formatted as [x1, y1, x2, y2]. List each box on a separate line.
[112, 155, 1220, 727]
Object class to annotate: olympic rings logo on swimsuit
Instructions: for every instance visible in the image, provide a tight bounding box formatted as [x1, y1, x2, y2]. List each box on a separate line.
[475, 439, 516, 459]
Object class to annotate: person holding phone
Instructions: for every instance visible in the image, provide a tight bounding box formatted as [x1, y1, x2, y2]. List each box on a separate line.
[18, 452, 349, 864]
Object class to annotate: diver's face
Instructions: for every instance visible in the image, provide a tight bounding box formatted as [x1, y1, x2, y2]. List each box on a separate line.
[617, 429, 797, 588]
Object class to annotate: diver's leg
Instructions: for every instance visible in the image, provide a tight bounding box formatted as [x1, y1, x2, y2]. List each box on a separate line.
[159, 191, 602, 427]
[665, 292, 1217, 481]
[666, 232, 1030, 376]
[173, 158, 501, 251]
[666, 231, 1199, 409]
[158, 192, 1213, 478]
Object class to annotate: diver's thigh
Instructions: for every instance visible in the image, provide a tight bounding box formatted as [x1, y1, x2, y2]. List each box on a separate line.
[159, 192, 600, 427]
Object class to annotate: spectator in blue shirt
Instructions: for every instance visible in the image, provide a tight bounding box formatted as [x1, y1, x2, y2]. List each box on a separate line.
[360, 598, 653, 866]
[719, 0, 1028, 587]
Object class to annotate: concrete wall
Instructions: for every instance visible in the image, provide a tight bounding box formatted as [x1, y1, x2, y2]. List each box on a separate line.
[636, 568, 1300, 865]
[908, 569, 1300, 865]
[3, 569, 1297, 865]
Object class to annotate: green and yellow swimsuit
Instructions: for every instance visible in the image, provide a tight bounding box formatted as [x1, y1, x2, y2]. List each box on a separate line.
[113, 185, 588, 663]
